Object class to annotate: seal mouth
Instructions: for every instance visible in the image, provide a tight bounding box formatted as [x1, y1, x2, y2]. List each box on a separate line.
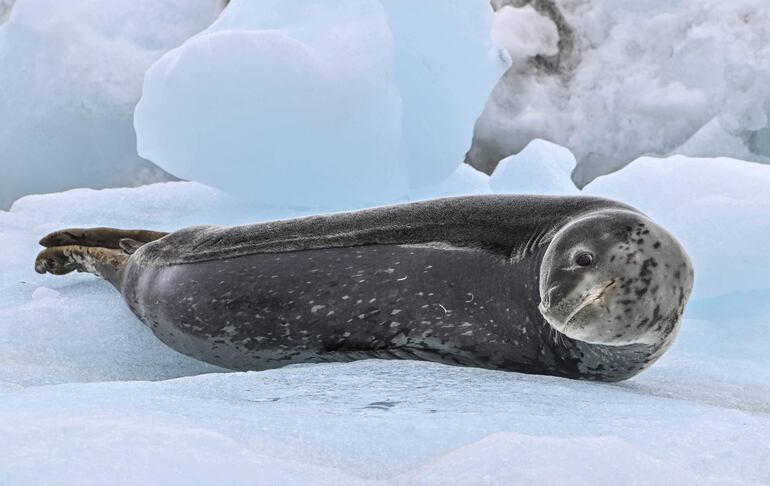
[539, 279, 616, 332]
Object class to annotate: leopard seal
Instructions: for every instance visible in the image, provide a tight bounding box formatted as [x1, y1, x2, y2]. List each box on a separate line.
[34, 195, 694, 381]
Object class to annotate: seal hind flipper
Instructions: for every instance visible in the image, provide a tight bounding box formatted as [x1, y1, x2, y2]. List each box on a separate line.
[34, 245, 128, 286]
[39, 228, 168, 250]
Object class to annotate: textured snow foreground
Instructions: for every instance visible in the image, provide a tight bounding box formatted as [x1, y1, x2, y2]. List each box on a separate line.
[2, 154, 770, 485]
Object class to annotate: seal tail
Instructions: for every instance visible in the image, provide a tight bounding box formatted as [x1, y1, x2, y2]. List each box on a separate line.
[34, 227, 168, 287]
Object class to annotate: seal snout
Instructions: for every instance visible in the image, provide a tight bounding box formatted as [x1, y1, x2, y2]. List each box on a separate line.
[538, 207, 695, 348]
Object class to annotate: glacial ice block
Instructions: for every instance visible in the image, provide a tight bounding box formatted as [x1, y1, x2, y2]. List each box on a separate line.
[135, 0, 505, 209]
[0, 0, 223, 209]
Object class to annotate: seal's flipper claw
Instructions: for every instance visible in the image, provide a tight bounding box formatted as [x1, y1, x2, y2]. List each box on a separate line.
[35, 247, 79, 275]
[34, 245, 128, 285]
[39, 228, 169, 249]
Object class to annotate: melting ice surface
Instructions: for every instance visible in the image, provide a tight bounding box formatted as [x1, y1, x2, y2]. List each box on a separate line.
[2, 146, 770, 483]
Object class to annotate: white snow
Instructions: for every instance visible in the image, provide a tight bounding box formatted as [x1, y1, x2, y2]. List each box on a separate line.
[0, 0, 13, 24]
[134, 0, 505, 209]
[2, 360, 768, 485]
[0, 0, 223, 209]
[1, 175, 769, 484]
[469, 0, 770, 184]
[491, 5, 559, 65]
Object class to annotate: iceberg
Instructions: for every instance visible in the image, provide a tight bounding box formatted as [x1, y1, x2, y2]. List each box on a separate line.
[135, 0, 505, 209]
[0, 0, 223, 209]
[469, 0, 770, 186]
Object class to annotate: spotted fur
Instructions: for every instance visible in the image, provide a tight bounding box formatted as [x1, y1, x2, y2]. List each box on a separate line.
[35, 195, 694, 382]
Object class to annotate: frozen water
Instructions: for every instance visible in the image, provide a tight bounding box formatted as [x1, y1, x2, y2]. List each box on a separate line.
[1, 177, 768, 484]
[491, 4, 559, 65]
[490, 139, 579, 195]
[2, 359, 769, 485]
[468, 0, 770, 185]
[406, 163, 491, 201]
[0, 0, 223, 209]
[2, 2, 767, 481]
[135, 0, 403, 209]
[135, 0, 505, 209]
[0, 0, 13, 23]
[382, 0, 506, 187]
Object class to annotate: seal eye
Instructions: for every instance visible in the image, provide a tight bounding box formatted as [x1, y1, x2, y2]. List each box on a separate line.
[575, 252, 594, 267]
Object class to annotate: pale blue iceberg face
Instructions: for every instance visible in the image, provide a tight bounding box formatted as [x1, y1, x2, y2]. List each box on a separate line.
[0, 0, 223, 210]
[381, 0, 506, 187]
[134, 0, 505, 209]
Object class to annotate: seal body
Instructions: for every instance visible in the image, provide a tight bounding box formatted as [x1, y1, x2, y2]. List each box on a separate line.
[111, 196, 688, 381]
[36, 195, 694, 381]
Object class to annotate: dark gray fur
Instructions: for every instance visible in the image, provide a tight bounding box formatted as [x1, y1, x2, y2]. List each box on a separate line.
[109, 195, 670, 382]
[133, 196, 630, 266]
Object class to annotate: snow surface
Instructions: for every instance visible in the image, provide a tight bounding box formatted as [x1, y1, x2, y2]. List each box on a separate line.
[2, 153, 769, 483]
[0, 0, 223, 209]
[468, 0, 770, 184]
[0, 0, 13, 24]
[134, 0, 506, 209]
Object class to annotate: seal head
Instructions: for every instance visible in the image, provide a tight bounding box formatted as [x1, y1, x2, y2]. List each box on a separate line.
[538, 209, 694, 347]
